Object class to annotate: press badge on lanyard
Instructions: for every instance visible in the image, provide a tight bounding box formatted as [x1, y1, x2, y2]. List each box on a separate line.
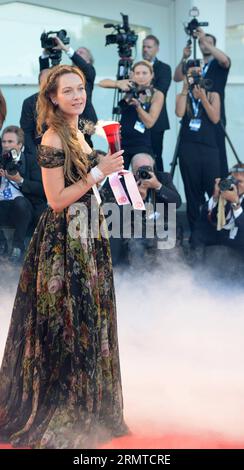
[134, 103, 146, 133]
[189, 118, 201, 132]
[189, 91, 201, 132]
[134, 120, 145, 133]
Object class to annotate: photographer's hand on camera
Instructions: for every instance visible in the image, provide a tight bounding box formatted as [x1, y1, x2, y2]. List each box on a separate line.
[128, 97, 141, 108]
[213, 177, 240, 208]
[1, 169, 23, 184]
[221, 185, 240, 206]
[136, 172, 162, 201]
[5, 170, 23, 184]
[118, 79, 133, 92]
[53, 36, 70, 53]
[192, 84, 208, 103]
[195, 27, 206, 42]
[139, 171, 162, 190]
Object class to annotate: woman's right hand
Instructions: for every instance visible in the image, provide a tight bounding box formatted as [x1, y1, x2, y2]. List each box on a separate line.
[97, 150, 124, 176]
[117, 79, 133, 91]
[213, 178, 221, 201]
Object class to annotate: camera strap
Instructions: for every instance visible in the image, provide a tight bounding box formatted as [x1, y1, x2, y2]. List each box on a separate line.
[189, 91, 202, 131]
[189, 91, 201, 117]
[8, 180, 21, 192]
[202, 59, 213, 78]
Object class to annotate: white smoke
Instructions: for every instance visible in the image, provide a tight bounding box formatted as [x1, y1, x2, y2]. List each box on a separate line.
[115, 263, 244, 441]
[1, 258, 244, 444]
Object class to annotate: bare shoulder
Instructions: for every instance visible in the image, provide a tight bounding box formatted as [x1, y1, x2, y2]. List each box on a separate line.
[41, 128, 63, 150]
[154, 88, 164, 96]
[153, 89, 164, 101]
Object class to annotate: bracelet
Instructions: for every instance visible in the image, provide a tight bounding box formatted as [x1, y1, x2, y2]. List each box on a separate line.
[180, 92, 188, 96]
[90, 165, 105, 183]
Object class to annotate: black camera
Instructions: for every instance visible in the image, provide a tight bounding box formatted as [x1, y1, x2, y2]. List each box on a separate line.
[136, 165, 153, 180]
[40, 29, 70, 66]
[127, 83, 141, 100]
[184, 7, 208, 37]
[186, 61, 213, 91]
[0, 149, 22, 175]
[125, 83, 149, 103]
[104, 13, 138, 58]
[219, 175, 239, 192]
[188, 74, 212, 91]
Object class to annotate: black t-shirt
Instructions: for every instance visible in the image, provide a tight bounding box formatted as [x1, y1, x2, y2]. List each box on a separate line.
[204, 58, 230, 125]
[151, 58, 172, 132]
[119, 97, 153, 152]
[180, 96, 217, 148]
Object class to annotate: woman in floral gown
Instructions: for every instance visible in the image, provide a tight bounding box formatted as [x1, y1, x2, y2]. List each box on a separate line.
[0, 65, 128, 448]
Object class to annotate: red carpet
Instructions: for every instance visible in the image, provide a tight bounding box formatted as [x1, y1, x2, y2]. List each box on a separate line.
[1, 432, 244, 449]
[100, 433, 244, 449]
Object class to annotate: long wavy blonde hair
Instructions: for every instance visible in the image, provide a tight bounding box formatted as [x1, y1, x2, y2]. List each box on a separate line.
[37, 65, 88, 183]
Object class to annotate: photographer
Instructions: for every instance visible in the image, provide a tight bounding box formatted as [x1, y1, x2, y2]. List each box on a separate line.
[192, 164, 244, 256]
[0, 126, 46, 262]
[43, 36, 97, 146]
[99, 60, 164, 169]
[99, 35, 171, 171]
[142, 35, 172, 171]
[101, 152, 181, 266]
[128, 152, 181, 266]
[176, 61, 220, 241]
[174, 28, 231, 178]
[20, 68, 50, 158]
[132, 153, 181, 207]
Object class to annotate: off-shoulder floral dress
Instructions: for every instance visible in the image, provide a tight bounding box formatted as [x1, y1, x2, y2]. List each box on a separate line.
[0, 145, 128, 448]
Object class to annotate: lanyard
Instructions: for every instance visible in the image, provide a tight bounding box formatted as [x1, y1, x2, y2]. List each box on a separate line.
[202, 59, 213, 77]
[189, 91, 201, 118]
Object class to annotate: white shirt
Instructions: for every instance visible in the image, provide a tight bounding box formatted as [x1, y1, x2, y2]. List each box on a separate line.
[0, 177, 23, 201]
[208, 195, 243, 239]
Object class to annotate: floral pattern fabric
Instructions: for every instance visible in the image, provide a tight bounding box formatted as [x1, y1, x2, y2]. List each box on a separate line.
[0, 145, 128, 448]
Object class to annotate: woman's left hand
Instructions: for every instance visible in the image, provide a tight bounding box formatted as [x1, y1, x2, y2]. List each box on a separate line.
[193, 85, 207, 103]
[129, 98, 141, 108]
